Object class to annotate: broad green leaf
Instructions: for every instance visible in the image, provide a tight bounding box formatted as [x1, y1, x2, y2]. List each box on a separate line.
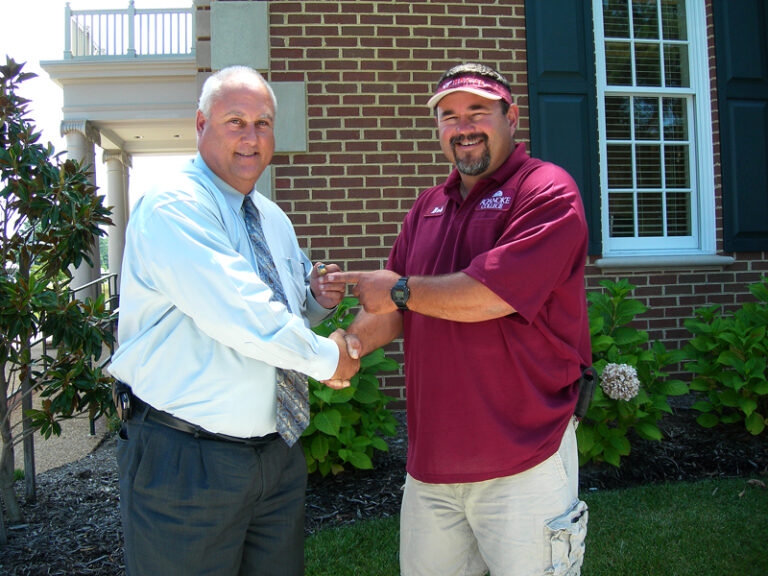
[635, 421, 663, 441]
[657, 379, 689, 396]
[353, 378, 380, 404]
[329, 386, 356, 404]
[696, 413, 719, 428]
[343, 450, 373, 470]
[313, 409, 342, 436]
[738, 397, 757, 417]
[310, 434, 329, 460]
[746, 412, 766, 435]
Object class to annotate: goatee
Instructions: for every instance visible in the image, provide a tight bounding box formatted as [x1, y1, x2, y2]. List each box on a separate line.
[451, 134, 491, 176]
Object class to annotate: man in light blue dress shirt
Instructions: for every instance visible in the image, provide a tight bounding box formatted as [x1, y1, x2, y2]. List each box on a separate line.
[109, 66, 359, 575]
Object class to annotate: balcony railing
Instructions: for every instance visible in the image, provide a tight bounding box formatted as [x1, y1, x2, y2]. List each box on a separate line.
[64, 1, 195, 58]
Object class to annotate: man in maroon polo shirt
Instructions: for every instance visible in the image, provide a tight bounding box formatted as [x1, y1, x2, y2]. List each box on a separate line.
[324, 63, 592, 575]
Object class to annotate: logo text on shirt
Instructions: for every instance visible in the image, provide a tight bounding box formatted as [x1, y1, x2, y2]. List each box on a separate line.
[425, 204, 446, 217]
[477, 190, 511, 211]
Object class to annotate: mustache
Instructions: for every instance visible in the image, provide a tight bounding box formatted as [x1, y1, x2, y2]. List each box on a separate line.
[450, 133, 488, 147]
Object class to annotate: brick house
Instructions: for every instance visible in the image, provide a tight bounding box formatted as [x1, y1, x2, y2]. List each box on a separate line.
[42, 0, 768, 406]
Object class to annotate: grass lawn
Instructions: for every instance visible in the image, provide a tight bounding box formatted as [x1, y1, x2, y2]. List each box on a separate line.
[305, 476, 767, 576]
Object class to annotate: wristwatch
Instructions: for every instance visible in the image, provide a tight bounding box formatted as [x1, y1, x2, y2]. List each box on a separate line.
[390, 277, 410, 311]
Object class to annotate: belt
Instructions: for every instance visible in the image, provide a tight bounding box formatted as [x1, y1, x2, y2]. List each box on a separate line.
[131, 395, 280, 447]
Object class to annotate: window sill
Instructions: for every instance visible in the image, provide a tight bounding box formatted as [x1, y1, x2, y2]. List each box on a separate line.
[593, 254, 735, 270]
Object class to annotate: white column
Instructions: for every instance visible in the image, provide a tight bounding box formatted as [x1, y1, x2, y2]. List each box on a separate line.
[60, 120, 101, 301]
[102, 150, 131, 284]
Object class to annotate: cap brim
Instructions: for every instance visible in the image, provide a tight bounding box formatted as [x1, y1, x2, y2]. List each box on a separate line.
[427, 87, 503, 110]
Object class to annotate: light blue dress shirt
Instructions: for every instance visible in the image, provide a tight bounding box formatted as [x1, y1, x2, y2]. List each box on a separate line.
[108, 155, 339, 438]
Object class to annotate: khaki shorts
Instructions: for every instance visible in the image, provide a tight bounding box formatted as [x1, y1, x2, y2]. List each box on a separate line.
[400, 419, 587, 576]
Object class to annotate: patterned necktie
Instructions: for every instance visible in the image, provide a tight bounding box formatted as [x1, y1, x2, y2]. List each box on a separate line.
[242, 198, 310, 446]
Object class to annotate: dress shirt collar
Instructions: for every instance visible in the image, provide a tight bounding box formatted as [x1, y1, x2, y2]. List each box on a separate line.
[192, 153, 254, 215]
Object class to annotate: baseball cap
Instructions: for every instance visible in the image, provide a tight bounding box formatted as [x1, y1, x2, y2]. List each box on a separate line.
[427, 74, 513, 110]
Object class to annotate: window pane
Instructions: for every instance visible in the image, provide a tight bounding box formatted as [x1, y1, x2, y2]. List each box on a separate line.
[663, 97, 688, 140]
[636, 144, 661, 187]
[599, 0, 699, 249]
[609, 192, 635, 236]
[667, 191, 691, 235]
[603, 0, 630, 37]
[637, 191, 664, 235]
[634, 97, 660, 140]
[606, 96, 631, 139]
[606, 41, 632, 85]
[607, 145, 633, 187]
[661, 0, 687, 40]
[665, 144, 690, 187]
[635, 42, 661, 85]
[664, 44, 689, 87]
[632, 0, 659, 39]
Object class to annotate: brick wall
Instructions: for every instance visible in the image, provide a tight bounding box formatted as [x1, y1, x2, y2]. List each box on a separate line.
[201, 0, 768, 406]
[265, 0, 529, 405]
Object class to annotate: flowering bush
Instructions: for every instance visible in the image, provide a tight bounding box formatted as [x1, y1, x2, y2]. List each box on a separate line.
[577, 279, 688, 467]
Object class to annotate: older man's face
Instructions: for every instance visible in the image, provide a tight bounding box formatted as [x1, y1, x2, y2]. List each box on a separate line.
[196, 81, 275, 195]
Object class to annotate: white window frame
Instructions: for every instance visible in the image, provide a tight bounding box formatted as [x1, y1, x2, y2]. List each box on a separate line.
[593, 0, 716, 257]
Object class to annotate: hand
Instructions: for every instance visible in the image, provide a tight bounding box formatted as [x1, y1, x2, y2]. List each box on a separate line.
[326, 270, 401, 314]
[323, 329, 360, 389]
[310, 262, 346, 309]
[343, 332, 363, 361]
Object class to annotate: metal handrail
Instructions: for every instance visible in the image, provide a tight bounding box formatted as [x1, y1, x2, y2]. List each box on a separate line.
[63, 1, 195, 59]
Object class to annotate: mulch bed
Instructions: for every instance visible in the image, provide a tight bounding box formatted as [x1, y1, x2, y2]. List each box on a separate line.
[1, 409, 766, 575]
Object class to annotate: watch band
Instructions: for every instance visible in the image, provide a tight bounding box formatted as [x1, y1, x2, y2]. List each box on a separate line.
[390, 276, 410, 311]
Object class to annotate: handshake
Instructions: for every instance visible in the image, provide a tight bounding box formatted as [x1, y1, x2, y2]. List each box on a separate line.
[323, 329, 363, 390]
[311, 264, 405, 390]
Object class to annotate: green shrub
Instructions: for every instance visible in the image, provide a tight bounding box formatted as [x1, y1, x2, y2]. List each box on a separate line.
[683, 277, 768, 435]
[303, 297, 400, 476]
[578, 279, 688, 467]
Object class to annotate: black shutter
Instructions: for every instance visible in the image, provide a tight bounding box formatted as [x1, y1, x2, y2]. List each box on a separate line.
[525, 0, 601, 255]
[715, 0, 768, 252]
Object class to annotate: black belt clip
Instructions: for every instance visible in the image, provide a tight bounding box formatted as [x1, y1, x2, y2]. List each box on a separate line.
[112, 380, 133, 422]
[574, 366, 598, 420]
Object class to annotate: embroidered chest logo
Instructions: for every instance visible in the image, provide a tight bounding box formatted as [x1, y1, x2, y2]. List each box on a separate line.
[425, 203, 447, 218]
[477, 190, 512, 211]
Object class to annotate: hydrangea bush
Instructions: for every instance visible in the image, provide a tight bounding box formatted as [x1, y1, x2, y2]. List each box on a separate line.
[684, 277, 768, 436]
[577, 279, 688, 467]
[302, 297, 399, 476]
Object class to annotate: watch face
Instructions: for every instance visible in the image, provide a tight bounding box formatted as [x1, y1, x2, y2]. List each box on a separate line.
[391, 277, 409, 309]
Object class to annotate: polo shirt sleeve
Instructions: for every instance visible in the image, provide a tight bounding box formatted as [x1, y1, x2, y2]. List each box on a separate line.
[463, 164, 588, 324]
[385, 205, 415, 275]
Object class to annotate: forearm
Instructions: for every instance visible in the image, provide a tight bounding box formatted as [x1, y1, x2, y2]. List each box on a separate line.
[347, 309, 403, 357]
[406, 272, 516, 322]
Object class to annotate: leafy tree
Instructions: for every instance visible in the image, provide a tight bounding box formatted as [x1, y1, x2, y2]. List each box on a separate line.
[0, 58, 115, 544]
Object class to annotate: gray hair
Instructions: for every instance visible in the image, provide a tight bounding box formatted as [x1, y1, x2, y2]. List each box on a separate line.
[198, 66, 278, 118]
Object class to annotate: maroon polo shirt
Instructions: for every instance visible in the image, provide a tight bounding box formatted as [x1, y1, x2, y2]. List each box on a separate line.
[387, 143, 592, 484]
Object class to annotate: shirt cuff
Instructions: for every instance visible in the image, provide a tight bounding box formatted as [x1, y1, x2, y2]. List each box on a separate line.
[306, 334, 340, 381]
[305, 285, 338, 326]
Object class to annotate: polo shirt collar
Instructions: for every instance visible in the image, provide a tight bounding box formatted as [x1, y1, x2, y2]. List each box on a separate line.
[444, 142, 531, 202]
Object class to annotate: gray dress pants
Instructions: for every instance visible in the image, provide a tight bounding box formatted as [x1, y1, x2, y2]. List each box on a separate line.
[117, 409, 306, 576]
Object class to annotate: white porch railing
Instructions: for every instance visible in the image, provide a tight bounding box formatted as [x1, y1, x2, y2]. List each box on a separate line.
[63, 1, 195, 58]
